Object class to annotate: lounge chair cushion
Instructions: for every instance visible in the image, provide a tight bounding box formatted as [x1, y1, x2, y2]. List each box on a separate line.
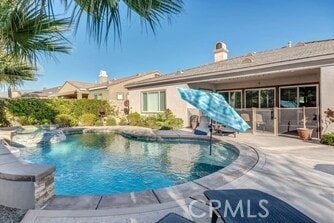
[156, 213, 194, 223]
[204, 189, 315, 223]
[194, 128, 209, 135]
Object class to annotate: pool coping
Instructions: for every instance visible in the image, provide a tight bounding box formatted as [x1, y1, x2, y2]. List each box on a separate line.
[43, 127, 259, 210]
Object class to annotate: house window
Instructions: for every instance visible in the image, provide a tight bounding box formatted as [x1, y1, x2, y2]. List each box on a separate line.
[245, 88, 275, 108]
[280, 85, 317, 108]
[142, 91, 166, 112]
[94, 94, 102, 100]
[217, 90, 242, 108]
[117, 92, 124, 100]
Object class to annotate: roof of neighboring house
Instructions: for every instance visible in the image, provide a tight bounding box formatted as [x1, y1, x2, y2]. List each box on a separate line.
[126, 39, 334, 88]
[22, 86, 61, 98]
[90, 71, 160, 90]
[67, 81, 96, 89]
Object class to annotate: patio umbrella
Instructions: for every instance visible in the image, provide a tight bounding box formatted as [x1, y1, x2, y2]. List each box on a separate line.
[177, 88, 250, 154]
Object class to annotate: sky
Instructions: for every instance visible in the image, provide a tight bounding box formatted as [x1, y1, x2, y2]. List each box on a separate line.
[21, 0, 334, 90]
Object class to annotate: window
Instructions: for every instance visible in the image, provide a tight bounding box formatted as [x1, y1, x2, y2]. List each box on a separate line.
[116, 92, 124, 100]
[94, 94, 102, 100]
[245, 88, 275, 108]
[217, 91, 242, 108]
[280, 85, 317, 108]
[142, 91, 166, 112]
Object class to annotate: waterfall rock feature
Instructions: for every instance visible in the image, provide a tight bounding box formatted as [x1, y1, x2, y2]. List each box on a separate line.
[12, 130, 66, 147]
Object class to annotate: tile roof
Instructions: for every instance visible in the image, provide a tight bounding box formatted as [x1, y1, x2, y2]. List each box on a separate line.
[127, 39, 334, 87]
[89, 71, 160, 90]
[67, 81, 96, 89]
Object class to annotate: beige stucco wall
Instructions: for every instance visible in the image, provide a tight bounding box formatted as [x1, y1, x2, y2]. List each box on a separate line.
[57, 82, 78, 94]
[88, 88, 109, 100]
[128, 83, 195, 127]
[320, 66, 334, 134]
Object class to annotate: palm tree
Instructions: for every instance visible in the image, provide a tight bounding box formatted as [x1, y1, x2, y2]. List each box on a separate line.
[0, 0, 71, 86]
[36, 0, 184, 44]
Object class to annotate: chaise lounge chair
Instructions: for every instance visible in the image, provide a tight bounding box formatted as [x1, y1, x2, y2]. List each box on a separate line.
[194, 116, 211, 135]
[156, 213, 194, 223]
[216, 126, 238, 138]
[204, 189, 315, 223]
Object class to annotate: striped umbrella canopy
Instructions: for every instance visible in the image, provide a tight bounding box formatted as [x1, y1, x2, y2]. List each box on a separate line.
[177, 88, 250, 132]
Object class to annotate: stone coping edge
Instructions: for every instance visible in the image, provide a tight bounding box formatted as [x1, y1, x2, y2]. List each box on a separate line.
[43, 126, 259, 209]
[0, 142, 55, 182]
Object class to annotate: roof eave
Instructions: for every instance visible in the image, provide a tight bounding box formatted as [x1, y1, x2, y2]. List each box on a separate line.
[126, 55, 334, 89]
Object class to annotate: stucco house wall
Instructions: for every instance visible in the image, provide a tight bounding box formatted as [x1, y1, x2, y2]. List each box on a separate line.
[128, 83, 193, 126]
[88, 88, 109, 100]
[57, 82, 78, 95]
[320, 66, 334, 133]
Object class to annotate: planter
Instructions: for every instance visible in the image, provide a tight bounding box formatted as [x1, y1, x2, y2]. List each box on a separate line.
[190, 115, 199, 130]
[297, 128, 313, 140]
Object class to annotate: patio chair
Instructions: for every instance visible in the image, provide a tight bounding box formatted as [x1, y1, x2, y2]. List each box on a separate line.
[194, 116, 211, 135]
[204, 189, 315, 223]
[216, 126, 238, 138]
[156, 213, 194, 223]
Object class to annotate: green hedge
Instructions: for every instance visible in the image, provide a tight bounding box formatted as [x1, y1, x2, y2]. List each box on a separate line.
[320, 133, 334, 146]
[127, 110, 183, 130]
[1, 98, 116, 127]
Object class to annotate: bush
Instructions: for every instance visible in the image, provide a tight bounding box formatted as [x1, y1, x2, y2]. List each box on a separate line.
[320, 133, 334, 146]
[106, 117, 116, 126]
[142, 116, 159, 129]
[118, 117, 127, 125]
[127, 110, 183, 130]
[155, 110, 183, 130]
[128, 112, 141, 125]
[6, 98, 56, 125]
[79, 113, 97, 126]
[55, 114, 77, 127]
[95, 120, 104, 126]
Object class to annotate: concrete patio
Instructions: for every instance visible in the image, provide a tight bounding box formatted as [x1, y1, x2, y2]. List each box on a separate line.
[20, 131, 334, 223]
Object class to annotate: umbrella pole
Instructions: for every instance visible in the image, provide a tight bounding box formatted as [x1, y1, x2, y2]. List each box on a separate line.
[210, 119, 212, 155]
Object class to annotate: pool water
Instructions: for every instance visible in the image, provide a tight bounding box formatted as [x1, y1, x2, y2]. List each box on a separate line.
[19, 133, 238, 195]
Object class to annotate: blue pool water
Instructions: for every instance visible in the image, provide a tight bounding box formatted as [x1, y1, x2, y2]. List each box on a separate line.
[19, 133, 238, 195]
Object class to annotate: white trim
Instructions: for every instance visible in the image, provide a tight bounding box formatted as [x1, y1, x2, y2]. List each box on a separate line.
[244, 87, 276, 108]
[141, 90, 166, 113]
[279, 84, 319, 108]
[216, 90, 242, 108]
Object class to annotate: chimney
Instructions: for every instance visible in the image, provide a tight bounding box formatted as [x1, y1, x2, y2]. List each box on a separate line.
[99, 70, 108, 84]
[214, 42, 228, 62]
[288, 41, 292, 48]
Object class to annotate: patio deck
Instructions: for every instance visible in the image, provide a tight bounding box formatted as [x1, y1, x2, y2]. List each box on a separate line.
[19, 130, 334, 223]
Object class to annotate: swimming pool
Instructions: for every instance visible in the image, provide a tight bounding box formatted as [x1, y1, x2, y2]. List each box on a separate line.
[19, 133, 238, 195]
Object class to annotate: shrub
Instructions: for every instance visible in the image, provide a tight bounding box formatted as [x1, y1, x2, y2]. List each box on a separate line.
[320, 133, 334, 146]
[95, 120, 104, 126]
[55, 114, 77, 127]
[143, 116, 159, 129]
[106, 117, 116, 126]
[155, 110, 183, 130]
[128, 112, 141, 125]
[6, 98, 56, 124]
[79, 113, 97, 126]
[118, 117, 127, 125]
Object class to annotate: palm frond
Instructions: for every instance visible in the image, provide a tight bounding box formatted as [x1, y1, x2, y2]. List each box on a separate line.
[0, 1, 71, 64]
[73, 0, 184, 44]
[0, 54, 37, 86]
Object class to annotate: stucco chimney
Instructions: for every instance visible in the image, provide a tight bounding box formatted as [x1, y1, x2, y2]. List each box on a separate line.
[214, 42, 228, 62]
[99, 70, 108, 84]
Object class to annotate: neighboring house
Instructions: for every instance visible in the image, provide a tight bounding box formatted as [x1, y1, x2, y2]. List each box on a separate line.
[21, 86, 61, 98]
[88, 70, 160, 115]
[126, 39, 334, 138]
[55, 81, 96, 99]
